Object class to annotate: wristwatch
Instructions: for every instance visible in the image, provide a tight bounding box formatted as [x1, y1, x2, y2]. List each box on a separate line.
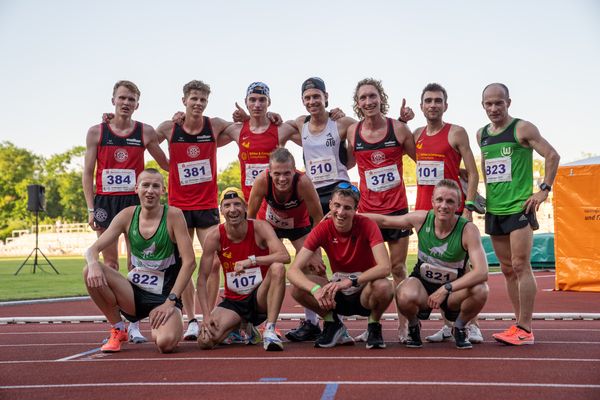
[167, 293, 178, 302]
[248, 255, 257, 267]
[539, 183, 552, 192]
[444, 283, 453, 294]
[348, 274, 359, 287]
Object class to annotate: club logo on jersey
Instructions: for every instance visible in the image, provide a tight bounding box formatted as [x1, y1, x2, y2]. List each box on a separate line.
[187, 145, 200, 158]
[241, 141, 251, 149]
[371, 151, 386, 165]
[142, 242, 156, 257]
[114, 148, 129, 163]
[429, 242, 448, 256]
[416, 140, 424, 150]
[325, 132, 336, 147]
[222, 251, 232, 259]
[94, 208, 108, 223]
[241, 152, 248, 161]
[501, 147, 513, 157]
[284, 200, 299, 208]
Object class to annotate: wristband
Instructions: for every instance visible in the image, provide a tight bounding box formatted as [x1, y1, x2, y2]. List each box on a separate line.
[310, 284, 321, 295]
[87, 208, 95, 213]
[398, 117, 407, 124]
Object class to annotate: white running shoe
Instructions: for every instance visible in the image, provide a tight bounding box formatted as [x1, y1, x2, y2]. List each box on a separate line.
[337, 326, 355, 345]
[263, 329, 283, 351]
[183, 319, 199, 341]
[425, 324, 453, 343]
[354, 329, 368, 342]
[467, 324, 484, 344]
[127, 321, 147, 344]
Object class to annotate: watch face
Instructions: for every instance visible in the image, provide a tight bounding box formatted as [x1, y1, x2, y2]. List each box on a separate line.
[168, 293, 177, 301]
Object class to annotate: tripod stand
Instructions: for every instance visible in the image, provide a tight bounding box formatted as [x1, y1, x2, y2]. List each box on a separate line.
[14, 210, 59, 275]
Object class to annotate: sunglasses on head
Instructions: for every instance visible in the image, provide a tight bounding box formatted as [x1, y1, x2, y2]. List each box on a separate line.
[336, 182, 360, 193]
[223, 192, 241, 200]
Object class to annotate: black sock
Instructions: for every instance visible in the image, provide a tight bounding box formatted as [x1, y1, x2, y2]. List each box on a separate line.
[517, 325, 531, 333]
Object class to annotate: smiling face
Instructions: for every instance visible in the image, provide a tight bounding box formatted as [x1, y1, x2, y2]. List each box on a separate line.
[183, 89, 209, 117]
[431, 185, 460, 221]
[356, 84, 382, 118]
[269, 160, 295, 193]
[329, 192, 357, 232]
[112, 85, 140, 118]
[220, 196, 247, 225]
[302, 88, 328, 115]
[136, 170, 165, 209]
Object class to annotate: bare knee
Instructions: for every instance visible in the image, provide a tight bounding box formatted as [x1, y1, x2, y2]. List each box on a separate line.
[471, 283, 489, 303]
[370, 279, 394, 299]
[269, 262, 286, 282]
[156, 334, 178, 354]
[198, 337, 216, 350]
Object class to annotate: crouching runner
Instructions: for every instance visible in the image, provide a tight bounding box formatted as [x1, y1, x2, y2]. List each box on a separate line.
[197, 187, 290, 351]
[364, 179, 489, 349]
[287, 183, 394, 349]
[84, 168, 197, 353]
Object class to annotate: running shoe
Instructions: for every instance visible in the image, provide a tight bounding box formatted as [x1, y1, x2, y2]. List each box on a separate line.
[405, 321, 423, 348]
[453, 327, 473, 349]
[467, 324, 484, 344]
[366, 322, 386, 349]
[101, 328, 126, 353]
[426, 324, 453, 343]
[258, 325, 283, 340]
[354, 329, 368, 342]
[492, 325, 518, 342]
[493, 326, 534, 346]
[245, 323, 262, 345]
[337, 326, 355, 346]
[221, 329, 249, 345]
[285, 320, 321, 342]
[128, 321, 147, 344]
[183, 319, 199, 341]
[263, 329, 284, 351]
[314, 320, 345, 348]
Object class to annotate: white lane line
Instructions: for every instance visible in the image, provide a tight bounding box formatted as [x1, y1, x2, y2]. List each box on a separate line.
[1, 355, 600, 364]
[56, 348, 101, 361]
[1, 380, 599, 390]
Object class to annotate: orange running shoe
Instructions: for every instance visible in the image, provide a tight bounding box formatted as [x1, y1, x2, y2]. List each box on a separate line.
[493, 325, 534, 346]
[101, 328, 125, 352]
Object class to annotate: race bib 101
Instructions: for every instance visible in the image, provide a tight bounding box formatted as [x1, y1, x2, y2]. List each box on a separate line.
[417, 160, 444, 185]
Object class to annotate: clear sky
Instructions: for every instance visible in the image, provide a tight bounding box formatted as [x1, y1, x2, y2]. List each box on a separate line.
[1, 0, 599, 174]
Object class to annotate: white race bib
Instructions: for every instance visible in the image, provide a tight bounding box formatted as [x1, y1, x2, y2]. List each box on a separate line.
[265, 204, 294, 229]
[331, 271, 363, 295]
[417, 160, 444, 185]
[365, 164, 401, 192]
[226, 267, 263, 295]
[177, 159, 212, 186]
[485, 157, 512, 183]
[101, 169, 136, 192]
[127, 267, 165, 295]
[245, 163, 268, 186]
[307, 156, 338, 183]
[419, 263, 458, 284]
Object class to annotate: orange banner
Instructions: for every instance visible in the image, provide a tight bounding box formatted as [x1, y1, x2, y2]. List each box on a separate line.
[554, 163, 600, 291]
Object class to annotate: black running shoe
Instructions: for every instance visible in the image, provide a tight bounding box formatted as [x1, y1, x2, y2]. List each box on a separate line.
[314, 320, 345, 348]
[405, 321, 423, 348]
[285, 320, 321, 342]
[453, 327, 473, 349]
[366, 322, 386, 349]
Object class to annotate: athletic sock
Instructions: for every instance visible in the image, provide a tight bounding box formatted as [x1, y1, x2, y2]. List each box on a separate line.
[114, 321, 125, 331]
[368, 314, 379, 324]
[454, 317, 466, 329]
[305, 308, 319, 325]
[323, 312, 334, 322]
[517, 325, 531, 333]
[408, 318, 419, 328]
[265, 322, 276, 332]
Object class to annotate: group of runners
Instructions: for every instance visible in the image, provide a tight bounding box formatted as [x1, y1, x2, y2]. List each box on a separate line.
[82, 77, 560, 353]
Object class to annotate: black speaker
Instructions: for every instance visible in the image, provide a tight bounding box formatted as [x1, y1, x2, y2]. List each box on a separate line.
[27, 184, 45, 212]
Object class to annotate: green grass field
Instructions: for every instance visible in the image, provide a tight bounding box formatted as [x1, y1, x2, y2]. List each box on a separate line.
[0, 254, 419, 301]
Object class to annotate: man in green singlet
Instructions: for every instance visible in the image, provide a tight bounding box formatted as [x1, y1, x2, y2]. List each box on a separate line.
[84, 168, 197, 353]
[477, 83, 560, 346]
[363, 179, 489, 349]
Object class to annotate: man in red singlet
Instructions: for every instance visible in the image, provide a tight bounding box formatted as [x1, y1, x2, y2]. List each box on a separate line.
[83, 80, 169, 343]
[346, 78, 416, 343]
[197, 187, 290, 351]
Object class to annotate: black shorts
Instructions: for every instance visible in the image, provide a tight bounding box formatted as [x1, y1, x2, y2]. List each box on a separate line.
[182, 208, 220, 229]
[121, 284, 183, 323]
[408, 269, 459, 322]
[274, 226, 311, 241]
[485, 210, 539, 236]
[380, 208, 412, 242]
[93, 194, 140, 229]
[333, 289, 371, 317]
[217, 286, 267, 326]
[316, 181, 350, 215]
